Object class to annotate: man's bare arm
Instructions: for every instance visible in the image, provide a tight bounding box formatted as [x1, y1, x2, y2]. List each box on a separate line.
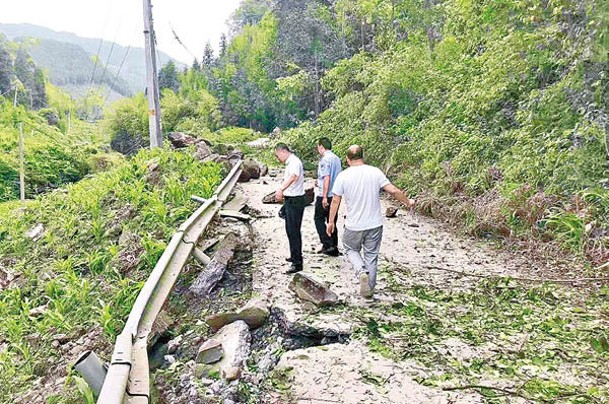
[383, 183, 415, 208]
[326, 195, 342, 236]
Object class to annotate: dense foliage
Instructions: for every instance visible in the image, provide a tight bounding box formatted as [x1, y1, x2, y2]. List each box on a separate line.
[200, 0, 609, 264]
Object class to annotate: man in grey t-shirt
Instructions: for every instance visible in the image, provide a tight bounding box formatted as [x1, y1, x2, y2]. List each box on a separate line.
[327, 145, 415, 298]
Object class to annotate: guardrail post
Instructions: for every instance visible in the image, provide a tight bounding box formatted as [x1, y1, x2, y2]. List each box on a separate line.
[74, 351, 107, 398]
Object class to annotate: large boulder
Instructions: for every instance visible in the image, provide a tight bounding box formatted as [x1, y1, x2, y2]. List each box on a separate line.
[205, 298, 269, 331]
[243, 159, 261, 179]
[288, 273, 339, 307]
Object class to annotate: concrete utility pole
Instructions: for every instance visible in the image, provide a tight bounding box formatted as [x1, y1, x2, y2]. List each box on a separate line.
[143, 0, 162, 148]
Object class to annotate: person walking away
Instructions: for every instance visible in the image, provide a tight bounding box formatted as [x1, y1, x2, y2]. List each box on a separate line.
[314, 137, 342, 256]
[274, 143, 306, 274]
[327, 145, 415, 298]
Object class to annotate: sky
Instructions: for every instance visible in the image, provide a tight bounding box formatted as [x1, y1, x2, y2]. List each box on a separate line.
[0, 0, 242, 64]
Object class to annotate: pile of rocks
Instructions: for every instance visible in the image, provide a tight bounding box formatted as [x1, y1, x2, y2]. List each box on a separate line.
[167, 132, 267, 181]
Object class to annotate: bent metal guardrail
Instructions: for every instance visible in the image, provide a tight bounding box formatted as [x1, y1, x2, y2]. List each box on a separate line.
[95, 160, 243, 403]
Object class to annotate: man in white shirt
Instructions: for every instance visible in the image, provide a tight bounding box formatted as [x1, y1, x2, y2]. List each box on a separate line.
[274, 143, 306, 274]
[327, 145, 415, 298]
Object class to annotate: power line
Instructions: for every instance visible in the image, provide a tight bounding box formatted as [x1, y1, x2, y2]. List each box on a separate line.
[169, 23, 196, 60]
[104, 44, 132, 105]
[88, 3, 113, 87]
[95, 40, 117, 95]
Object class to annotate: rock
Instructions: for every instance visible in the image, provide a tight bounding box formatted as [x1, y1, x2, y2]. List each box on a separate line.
[25, 223, 45, 242]
[205, 297, 269, 331]
[246, 137, 271, 149]
[168, 132, 198, 148]
[196, 340, 224, 364]
[196, 320, 251, 381]
[260, 164, 268, 177]
[269, 127, 281, 139]
[222, 366, 241, 380]
[194, 142, 212, 160]
[164, 355, 176, 365]
[385, 207, 398, 218]
[145, 161, 162, 185]
[242, 159, 261, 180]
[238, 171, 251, 183]
[262, 187, 314, 205]
[29, 304, 48, 317]
[52, 334, 70, 344]
[288, 273, 339, 307]
[167, 335, 183, 354]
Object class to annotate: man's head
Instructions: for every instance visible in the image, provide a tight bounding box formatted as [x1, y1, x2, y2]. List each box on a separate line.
[346, 145, 364, 166]
[316, 137, 332, 156]
[274, 143, 291, 164]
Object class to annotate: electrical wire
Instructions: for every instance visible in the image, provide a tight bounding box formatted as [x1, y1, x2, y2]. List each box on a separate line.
[103, 44, 132, 105]
[88, 2, 113, 87]
[169, 23, 196, 60]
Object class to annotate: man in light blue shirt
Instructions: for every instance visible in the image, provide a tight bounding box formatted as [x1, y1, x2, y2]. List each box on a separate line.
[314, 137, 342, 256]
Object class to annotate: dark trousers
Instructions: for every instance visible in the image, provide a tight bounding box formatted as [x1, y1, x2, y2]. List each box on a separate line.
[314, 196, 338, 250]
[284, 195, 306, 265]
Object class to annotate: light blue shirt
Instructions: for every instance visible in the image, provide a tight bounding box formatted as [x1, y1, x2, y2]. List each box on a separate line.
[317, 150, 342, 197]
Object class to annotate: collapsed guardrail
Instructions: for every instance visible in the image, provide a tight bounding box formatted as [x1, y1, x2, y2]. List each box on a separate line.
[77, 160, 243, 403]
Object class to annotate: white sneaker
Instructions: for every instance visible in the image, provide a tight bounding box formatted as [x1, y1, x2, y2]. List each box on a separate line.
[359, 273, 373, 298]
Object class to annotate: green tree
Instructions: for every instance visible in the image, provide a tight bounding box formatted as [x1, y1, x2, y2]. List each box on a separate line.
[158, 61, 180, 93]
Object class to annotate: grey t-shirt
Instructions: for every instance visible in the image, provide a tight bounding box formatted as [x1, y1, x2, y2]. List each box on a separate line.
[332, 164, 390, 231]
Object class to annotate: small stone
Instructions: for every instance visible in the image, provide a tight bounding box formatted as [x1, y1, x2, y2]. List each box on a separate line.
[51, 340, 60, 349]
[52, 334, 70, 344]
[164, 355, 176, 365]
[167, 335, 183, 354]
[222, 366, 241, 381]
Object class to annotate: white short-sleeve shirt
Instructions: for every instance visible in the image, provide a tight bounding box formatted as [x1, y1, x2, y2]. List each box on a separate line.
[332, 164, 390, 231]
[284, 153, 305, 197]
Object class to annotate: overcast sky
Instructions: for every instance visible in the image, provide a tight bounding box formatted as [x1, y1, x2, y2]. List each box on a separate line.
[0, 0, 242, 64]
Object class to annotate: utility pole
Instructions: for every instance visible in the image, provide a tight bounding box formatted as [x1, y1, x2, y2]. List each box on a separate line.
[18, 124, 25, 200]
[143, 0, 162, 148]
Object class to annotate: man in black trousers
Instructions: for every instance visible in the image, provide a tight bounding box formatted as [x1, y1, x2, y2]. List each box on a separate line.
[314, 137, 342, 256]
[274, 143, 306, 274]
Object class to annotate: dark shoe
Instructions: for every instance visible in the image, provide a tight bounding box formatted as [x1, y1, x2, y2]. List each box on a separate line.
[322, 247, 339, 257]
[285, 264, 303, 274]
[285, 257, 293, 262]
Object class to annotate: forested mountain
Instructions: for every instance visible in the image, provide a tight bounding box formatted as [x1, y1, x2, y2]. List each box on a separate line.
[142, 0, 608, 264]
[0, 23, 179, 96]
[0, 34, 46, 109]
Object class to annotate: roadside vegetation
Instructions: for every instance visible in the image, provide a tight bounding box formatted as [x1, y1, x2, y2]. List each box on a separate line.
[0, 149, 223, 401]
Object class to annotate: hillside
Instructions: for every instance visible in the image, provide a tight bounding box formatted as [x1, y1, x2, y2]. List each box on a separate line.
[0, 23, 180, 96]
